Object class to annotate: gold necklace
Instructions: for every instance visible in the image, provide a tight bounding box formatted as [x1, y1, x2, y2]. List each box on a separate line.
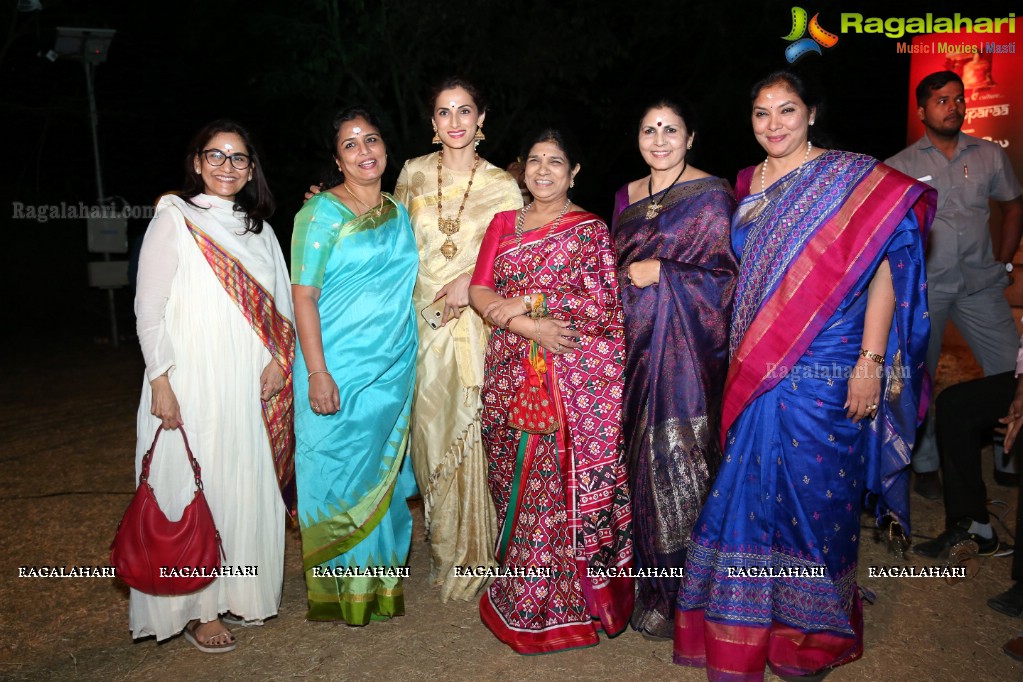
[515, 197, 572, 248]
[343, 183, 384, 217]
[437, 149, 480, 260]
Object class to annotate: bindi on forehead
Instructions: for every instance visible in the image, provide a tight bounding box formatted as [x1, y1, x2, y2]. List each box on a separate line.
[755, 96, 797, 111]
[645, 116, 680, 128]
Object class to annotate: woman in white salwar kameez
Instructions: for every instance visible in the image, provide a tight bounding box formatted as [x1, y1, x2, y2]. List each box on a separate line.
[131, 120, 295, 653]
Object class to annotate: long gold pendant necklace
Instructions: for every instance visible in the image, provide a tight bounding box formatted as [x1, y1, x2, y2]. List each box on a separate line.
[437, 149, 480, 260]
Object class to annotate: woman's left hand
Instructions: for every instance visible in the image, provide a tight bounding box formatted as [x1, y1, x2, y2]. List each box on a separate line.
[434, 273, 472, 325]
[627, 258, 661, 288]
[845, 358, 882, 422]
[260, 360, 286, 401]
[482, 296, 529, 329]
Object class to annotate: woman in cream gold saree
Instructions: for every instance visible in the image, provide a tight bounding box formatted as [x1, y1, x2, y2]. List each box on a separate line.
[394, 77, 522, 602]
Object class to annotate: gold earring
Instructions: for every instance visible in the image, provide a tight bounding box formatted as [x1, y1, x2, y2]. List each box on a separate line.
[432, 129, 441, 145]
[473, 124, 486, 149]
[570, 179, 575, 188]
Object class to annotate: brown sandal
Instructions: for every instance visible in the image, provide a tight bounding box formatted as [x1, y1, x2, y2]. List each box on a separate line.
[183, 619, 237, 654]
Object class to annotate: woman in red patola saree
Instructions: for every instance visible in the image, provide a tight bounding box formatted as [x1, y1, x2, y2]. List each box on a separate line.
[468, 127, 633, 654]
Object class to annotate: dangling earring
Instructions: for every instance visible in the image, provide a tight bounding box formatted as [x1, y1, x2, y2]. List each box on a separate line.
[432, 128, 441, 145]
[473, 124, 486, 149]
[570, 179, 575, 189]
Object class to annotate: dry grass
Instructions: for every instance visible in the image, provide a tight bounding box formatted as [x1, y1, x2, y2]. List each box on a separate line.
[0, 334, 1020, 681]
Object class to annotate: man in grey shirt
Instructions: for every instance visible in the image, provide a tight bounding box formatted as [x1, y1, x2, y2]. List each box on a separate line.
[886, 70, 1023, 499]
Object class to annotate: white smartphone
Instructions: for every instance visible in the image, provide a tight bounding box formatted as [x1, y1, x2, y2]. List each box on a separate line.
[420, 296, 446, 330]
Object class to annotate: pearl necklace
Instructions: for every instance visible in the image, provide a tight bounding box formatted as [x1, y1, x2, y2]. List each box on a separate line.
[760, 141, 812, 200]
[515, 198, 572, 248]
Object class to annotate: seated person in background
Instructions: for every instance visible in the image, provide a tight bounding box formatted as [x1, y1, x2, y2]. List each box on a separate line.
[913, 335, 1023, 623]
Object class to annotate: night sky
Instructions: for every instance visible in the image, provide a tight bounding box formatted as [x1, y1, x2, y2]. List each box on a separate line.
[1, 0, 1016, 341]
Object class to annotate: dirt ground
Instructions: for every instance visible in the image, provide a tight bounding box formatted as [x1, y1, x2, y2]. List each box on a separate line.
[1, 336, 1022, 682]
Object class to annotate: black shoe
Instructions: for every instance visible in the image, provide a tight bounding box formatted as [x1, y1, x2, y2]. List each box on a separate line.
[913, 518, 999, 559]
[913, 471, 942, 500]
[988, 582, 1023, 618]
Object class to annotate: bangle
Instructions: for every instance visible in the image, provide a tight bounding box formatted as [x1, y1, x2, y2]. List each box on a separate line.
[308, 369, 331, 380]
[859, 349, 885, 365]
[523, 294, 533, 312]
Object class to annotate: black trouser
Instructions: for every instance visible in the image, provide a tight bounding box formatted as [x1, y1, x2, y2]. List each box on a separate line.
[935, 370, 1023, 580]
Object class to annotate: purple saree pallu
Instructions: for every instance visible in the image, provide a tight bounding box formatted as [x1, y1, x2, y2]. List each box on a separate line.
[611, 177, 738, 638]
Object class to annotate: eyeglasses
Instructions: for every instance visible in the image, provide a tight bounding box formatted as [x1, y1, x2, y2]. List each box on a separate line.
[201, 148, 251, 170]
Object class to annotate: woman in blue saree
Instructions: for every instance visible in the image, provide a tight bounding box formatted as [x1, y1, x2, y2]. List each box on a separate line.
[610, 98, 737, 640]
[674, 72, 934, 680]
[292, 108, 418, 624]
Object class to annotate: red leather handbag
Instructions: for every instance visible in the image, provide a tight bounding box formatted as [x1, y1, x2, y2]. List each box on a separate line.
[110, 427, 225, 595]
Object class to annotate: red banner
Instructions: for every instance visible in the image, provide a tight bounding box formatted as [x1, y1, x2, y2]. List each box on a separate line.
[907, 32, 1021, 175]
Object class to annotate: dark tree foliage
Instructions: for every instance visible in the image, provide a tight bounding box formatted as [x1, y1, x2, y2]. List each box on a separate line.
[1, 0, 946, 336]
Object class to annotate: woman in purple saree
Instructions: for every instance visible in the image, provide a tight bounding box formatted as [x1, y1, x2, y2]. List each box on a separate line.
[674, 71, 934, 681]
[611, 99, 738, 639]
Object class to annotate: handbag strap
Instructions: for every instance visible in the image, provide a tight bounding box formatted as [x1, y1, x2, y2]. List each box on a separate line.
[139, 427, 205, 491]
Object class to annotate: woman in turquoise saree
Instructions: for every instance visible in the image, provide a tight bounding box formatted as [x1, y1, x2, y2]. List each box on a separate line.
[292, 108, 419, 624]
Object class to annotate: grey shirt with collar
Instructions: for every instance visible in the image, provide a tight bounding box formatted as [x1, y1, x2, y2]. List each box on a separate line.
[886, 132, 1021, 294]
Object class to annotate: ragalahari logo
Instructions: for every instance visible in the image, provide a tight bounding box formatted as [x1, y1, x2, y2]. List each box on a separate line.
[783, 7, 839, 63]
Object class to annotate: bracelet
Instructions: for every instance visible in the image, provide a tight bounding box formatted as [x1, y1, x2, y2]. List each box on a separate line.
[308, 369, 332, 380]
[859, 349, 885, 365]
[523, 294, 533, 312]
